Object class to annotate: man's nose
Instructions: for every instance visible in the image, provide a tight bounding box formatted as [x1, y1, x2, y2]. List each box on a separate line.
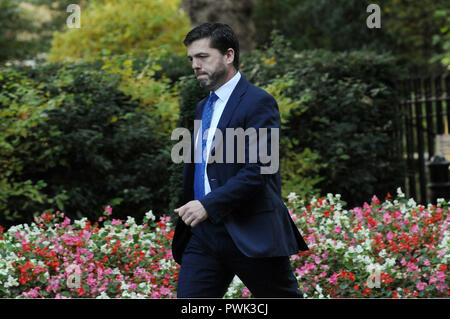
[192, 59, 201, 70]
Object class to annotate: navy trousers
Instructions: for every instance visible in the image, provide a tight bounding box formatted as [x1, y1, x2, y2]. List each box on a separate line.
[176, 219, 303, 298]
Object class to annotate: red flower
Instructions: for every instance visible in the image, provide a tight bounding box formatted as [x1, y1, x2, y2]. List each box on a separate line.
[353, 284, 359, 291]
[22, 243, 31, 252]
[367, 216, 377, 227]
[439, 264, 447, 271]
[44, 212, 52, 222]
[19, 275, 28, 285]
[76, 287, 86, 296]
[362, 288, 371, 296]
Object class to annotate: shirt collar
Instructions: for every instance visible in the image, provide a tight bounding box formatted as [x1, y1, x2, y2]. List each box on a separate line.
[212, 71, 241, 102]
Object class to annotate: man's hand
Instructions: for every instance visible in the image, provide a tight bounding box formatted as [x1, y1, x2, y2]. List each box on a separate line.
[174, 200, 209, 227]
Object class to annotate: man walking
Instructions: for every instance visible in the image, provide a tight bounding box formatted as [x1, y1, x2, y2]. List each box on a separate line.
[172, 22, 308, 298]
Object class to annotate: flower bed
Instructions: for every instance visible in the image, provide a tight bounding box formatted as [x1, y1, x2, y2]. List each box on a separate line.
[0, 208, 178, 298]
[228, 189, 449, 298]
[0, 188, 448, 298]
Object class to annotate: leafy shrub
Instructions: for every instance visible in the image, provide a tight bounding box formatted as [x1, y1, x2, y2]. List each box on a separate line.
[0, 67, 63, 226]
[261, 72, 323, 201]
[0, 62, 173, 226]
[241, 34, 405, 207]
[101, 53, 180, 135]
[47, 0, 190, 62]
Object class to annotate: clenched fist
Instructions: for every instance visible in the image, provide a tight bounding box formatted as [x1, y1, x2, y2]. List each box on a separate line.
[174, 200, 209, 227]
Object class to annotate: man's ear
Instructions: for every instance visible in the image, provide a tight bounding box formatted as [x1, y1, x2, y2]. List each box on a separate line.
[225, 48, 235, 66]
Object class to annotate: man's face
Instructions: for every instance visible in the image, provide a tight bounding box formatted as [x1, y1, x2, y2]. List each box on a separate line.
[187, 38, 229, 91]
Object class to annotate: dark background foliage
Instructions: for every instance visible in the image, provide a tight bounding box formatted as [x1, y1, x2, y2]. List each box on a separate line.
[0, 62, 173, 227]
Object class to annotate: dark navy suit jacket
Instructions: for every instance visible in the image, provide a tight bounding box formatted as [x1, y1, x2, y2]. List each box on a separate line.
[172, 75, 308, 264]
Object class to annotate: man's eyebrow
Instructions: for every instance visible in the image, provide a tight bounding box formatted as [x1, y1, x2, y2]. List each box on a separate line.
[187, 52, 209, 59]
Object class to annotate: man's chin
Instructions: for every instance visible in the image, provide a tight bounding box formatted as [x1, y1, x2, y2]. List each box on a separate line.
[198, 79, 214, 90]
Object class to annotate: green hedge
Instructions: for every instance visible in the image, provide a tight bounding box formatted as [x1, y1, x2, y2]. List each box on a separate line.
[0, 62, 173, 227]
[240, 36, 405, 207]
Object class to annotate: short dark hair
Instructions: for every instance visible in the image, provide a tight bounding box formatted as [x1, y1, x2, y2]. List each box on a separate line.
[183, 22, 240, 70]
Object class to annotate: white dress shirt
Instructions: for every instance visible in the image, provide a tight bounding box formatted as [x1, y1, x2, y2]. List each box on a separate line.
[195, 71, 241, 196]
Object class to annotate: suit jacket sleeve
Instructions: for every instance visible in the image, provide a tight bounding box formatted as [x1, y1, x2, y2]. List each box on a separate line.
[199, 94, 279, 223]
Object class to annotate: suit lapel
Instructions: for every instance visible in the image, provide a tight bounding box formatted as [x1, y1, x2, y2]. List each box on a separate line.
[216, 75, 249, 134]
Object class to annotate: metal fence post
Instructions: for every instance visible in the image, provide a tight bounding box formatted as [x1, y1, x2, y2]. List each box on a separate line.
[427, 155, 450, 203]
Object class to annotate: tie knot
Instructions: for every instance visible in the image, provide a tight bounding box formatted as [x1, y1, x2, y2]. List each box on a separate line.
[209, 92, 219, 104]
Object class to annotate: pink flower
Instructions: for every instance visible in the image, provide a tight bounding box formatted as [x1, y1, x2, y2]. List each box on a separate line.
[242, 287, 251, 298]
[111, 219, 122, 226]
[371, 195, 380, 204]
[393, 210, 402, 219]
[436, 271, 446, 282]
[104, 205, 112, 216]
[416, 282, 427, 291]
[423, 259, 431, 266]
[160, 287, 171, 296]
[411, 224, 419, 233]
[435, 283, 447, 292]
[400, 258, 407, 266]
[437, 249, 446, 258]
[386, 231, 394, 241]
[326, 273, 339, 284]
[334, 225, 342, 234]
[383, 212, 392, 224]
[407, 262, 419, 272]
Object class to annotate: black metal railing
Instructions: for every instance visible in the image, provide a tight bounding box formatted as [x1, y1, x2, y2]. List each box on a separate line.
[398, 74, 450, 204]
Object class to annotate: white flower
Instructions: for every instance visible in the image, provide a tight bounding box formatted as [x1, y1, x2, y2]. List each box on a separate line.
[315, 285, 323, 294]
[407, 198, 416, 207]
[366, 263, 383, 274]
[96, 292, 111, 299]
[145, 210, 156, 222]
[138, 282, 147, 289]
[120, 282, 130, 291]
[100, 244, 110, 254]
[396, 187, 405, 198]
[385, 258, 396, 267]
[126, 216, 136, 226]
[4, 275, 19, 288]
[287, 192, 298, 202]
[74, 218, 88, 228]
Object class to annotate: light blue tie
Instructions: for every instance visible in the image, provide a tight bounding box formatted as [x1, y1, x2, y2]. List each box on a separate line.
[194, 92, 219, 200]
